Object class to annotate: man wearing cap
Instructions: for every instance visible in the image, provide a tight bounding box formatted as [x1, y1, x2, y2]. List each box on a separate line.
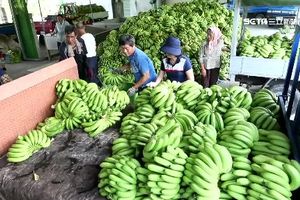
[147, 36, 194, 87]
[119, 34, 157, 96]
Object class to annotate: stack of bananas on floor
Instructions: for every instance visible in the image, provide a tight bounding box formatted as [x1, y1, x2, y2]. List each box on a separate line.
[182, 143, 232, 199]
[94, 80, 300, 199]
[218, 121, 259, 158]
[98, 155, 141, 200]
[143, 146, 188, 199]
[7, 79, 130, 163]
[247, 155, 300, 200]
[7, 130, 51, 163]
[37, 117, 65, 137]
[180, 122, 217, 154]
[252, 129, 291, 158]
[82, 110, 122, 137]
[54, 80, 129, 137]
[219, 156, 252, 200]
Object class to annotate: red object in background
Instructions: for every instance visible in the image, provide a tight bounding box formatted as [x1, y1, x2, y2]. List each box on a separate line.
[34, 15, 57, 34]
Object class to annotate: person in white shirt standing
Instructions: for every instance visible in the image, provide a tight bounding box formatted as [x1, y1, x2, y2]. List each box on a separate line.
[75, 22, 100, 85]
[52, 14, 70, 50]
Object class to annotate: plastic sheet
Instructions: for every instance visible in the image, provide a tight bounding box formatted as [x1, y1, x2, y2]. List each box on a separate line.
[0, 129, 119, 200]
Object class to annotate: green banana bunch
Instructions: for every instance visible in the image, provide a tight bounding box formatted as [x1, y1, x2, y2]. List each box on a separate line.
[98, 155, 140, 199]
[150, 82, 176, 110]
[252, 88, 280, 116]
[85, 90, 108, 114]
[218, 121, 258, 158]
[183, 143, 232, 199]
[220, 156, 252, 200]
[247, 155, 298, 199]
[133, 122, 159, 147]
[120, 113, 142, 137]
[223, 107, 250, 127]
[135, 166, 151, 199]
[102, 70, 128, 86]
[249, 106, 280, 130]
[82, 111, 122, 137]
[112, 137, 135, 157]
[55, 79, 74, 99]
[39, 117, 65, 137]
[57, 97, 89, 130]
[176, 80, 203, 110]
[145, 146, 187, 199]
[135, 104, 156, 123]
[229, 85, 252, 109]
[143, 124, 183, 162]
[135, 87, 153, 108]
[7, 130, 51, 163]
[101, 85, 120, 107]
[115, 90, 130, 110]
[81, 82, 100, 103]
[72, 79, 88, 94]
[195, 101, 224, 132]
[251, 129, 291, 158]
[180, 122, 217, 153]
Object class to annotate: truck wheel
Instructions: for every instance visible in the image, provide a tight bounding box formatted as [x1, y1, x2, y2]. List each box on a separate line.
[255, 14, 265, 19]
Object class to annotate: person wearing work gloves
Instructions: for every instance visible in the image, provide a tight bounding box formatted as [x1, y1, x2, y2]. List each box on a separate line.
[147, 36, 194, 87]
[199, 26, 224, 88]
[119, 34, 157, 96]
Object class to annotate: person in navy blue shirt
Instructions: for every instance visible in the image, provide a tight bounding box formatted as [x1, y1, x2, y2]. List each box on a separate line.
[119, 34, 157, 96]
[147, 37, 194, 87]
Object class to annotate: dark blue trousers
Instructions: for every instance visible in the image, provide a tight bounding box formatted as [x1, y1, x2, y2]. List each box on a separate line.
[86, 56, 101, 85]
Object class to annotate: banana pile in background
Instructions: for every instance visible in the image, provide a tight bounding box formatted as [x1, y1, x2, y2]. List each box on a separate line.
[98, 80, 300, 200]
[238, 32, 292, 60]
[98, 0, 234, 85]
[7, 79, 130, 163]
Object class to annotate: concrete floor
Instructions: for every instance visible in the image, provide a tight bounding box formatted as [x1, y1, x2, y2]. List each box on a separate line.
[4, 43, 58, 80]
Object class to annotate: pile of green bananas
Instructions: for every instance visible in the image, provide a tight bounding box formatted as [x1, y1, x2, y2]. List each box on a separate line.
[144, 146, 188, 199]
[82, 111, 122, 137]
[252, 88, 280, 116]
[238, 32, 292, 60]
[180, 122, 217, 154]
[223, 107, 250, 127]
[102, 70, 134, 90]
[98, 155, 141, 199]
[7, 79, 130, 163]
[195, 101, 224, 132]
[218, 121, 259, 158]
[220, 156, 252, 199]
[249, 106, 280, 130]
[98, 0, 234, 84]
[7, 130, 51, 163]
[247, 155, 300, 199]
[98, 80, 300, 199]
[183, 143, 232, 199]
[252, 129, 291, 158]
[38, 117, 65, 137]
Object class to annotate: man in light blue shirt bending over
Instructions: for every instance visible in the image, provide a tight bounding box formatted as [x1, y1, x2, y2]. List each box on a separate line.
[119, 34, 157, 96]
